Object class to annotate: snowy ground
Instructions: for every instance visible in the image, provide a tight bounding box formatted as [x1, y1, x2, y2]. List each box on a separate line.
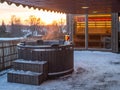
[0, 38, 22, 41]
[0, 51, 120, 90]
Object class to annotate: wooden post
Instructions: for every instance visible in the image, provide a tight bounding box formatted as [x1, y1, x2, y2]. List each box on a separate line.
[2, 42, 5, 69]
[85, 14, 88, 49]
[112, 13, 119, 53]
[0, 40, 20, 71]
[66, 14, 74, 42]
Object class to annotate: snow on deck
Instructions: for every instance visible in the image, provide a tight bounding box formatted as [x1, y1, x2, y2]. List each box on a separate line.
[0, 51, 120, 90]
[0, 38, 22, 41]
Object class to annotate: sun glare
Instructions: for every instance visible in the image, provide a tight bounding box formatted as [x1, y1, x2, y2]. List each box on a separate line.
[0, 2, 66, 25]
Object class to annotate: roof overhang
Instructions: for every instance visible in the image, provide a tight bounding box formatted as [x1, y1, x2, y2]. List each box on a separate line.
[1, 0, 120, 14]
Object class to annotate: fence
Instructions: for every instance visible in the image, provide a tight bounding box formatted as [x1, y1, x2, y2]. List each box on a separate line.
[0, 40, 20, 71]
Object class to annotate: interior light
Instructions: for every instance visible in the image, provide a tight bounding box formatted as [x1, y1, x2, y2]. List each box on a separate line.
[93, 11, 98, 13]
[81, 6, 89, 9]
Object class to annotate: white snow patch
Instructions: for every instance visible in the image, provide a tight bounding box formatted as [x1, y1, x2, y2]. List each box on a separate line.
[0, 38, 22, 41]
[9, 70, 41, 76]
[0, 51, 120, 90]
[14, 59, 47, 64]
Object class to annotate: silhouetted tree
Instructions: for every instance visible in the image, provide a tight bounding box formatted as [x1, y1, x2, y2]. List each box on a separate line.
[27, 15, 42, 36]
[10, 15, 23, 37]
[57, 18, 66, 34]
[48, 20, 66, 40]
[0, 20, 6, 33]
[0, 20, 8, 37]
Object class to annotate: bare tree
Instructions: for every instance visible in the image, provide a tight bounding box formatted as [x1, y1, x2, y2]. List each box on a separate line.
[0, 20, 6, 33]
[27, 15, 42, 36]
[42, 20, 65, 40]
[0, 20, 8, 37]
[10, 15, 22, 37]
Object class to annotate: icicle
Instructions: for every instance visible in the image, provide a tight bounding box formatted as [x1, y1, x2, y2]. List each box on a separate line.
[6, 1, 12, 5]
[22, 4, 26, 8]
[15, 3, 20, 7]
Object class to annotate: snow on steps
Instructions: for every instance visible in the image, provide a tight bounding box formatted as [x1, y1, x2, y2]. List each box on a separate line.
[7, 70, 43, 85]
[7, 59, 48, 85]
[13, 59, 48, 74]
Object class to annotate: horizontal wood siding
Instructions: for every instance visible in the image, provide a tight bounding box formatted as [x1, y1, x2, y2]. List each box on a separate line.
[18, 45, 74, 76]
[0, 40, 20, 71]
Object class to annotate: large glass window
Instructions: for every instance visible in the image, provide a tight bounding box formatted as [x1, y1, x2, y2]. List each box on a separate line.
[88, 14, 112, 49]
[74, 14, 112, 49]
[74, 15, 86, 48]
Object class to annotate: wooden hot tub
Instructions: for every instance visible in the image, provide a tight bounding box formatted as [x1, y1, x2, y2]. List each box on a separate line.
[17, 40, 74, 77]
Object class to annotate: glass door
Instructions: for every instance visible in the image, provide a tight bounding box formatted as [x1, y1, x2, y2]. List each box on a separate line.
[88, 14, 112, 49]
[74, 15, 86, 48]
[74, 14, 112, 50]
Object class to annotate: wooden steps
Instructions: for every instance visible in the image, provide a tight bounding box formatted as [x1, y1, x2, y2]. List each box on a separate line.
[8, 70, 43, 85]
[13, 60, 47, 73]
[7, 59, 48, 85]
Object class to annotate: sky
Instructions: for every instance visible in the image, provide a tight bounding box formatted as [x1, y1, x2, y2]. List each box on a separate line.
[0, 2, 66, 25]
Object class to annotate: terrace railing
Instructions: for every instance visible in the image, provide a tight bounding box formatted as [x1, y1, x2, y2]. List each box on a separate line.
[0, 40, 20, 71]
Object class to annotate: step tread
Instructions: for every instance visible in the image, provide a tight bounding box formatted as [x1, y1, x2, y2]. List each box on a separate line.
[14, 59, 47, 64]
[7, 70, 44, 85]
[13, 59, 48, 73]
[8, 70, 42, 76]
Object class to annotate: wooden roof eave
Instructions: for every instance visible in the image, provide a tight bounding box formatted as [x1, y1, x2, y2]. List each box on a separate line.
[2, 0, 120, 14]
[3, 0, 69, 13]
